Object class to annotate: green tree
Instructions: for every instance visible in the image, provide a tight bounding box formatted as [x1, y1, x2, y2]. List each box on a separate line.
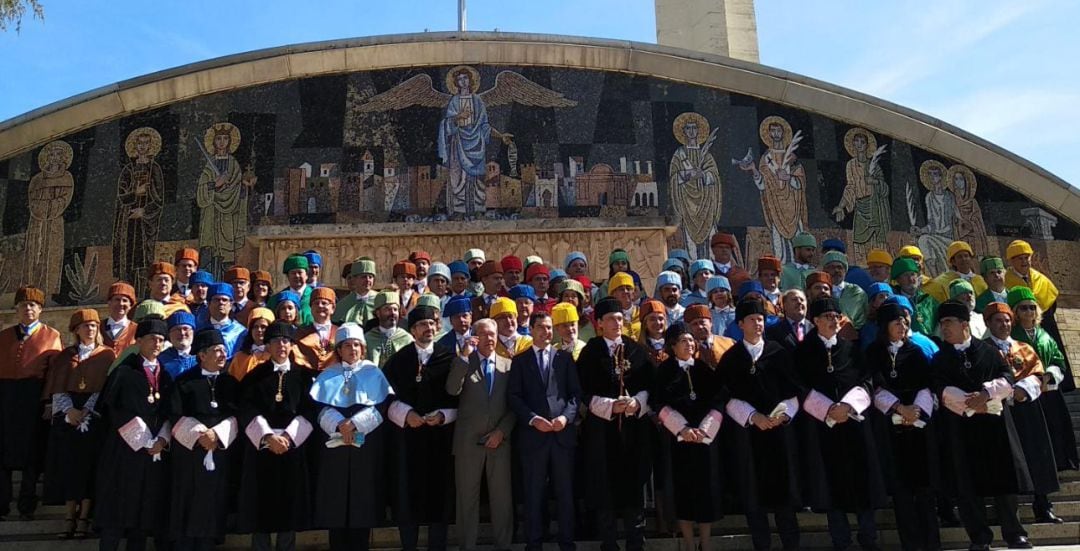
[0, 0, 43, 32]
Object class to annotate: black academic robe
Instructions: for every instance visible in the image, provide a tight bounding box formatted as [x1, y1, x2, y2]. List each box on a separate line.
[717, 341, 802, 512]
[866, 339, 939, 493]
[95, 354, 174, 533]
[235, 361, 316, 533]
[649, 356, 724, 523]
[167, 369, 240, 539]
[577, 337, 655, 511]
[931, 338, 1033, 498]
[311, 382, 392, 529]
[382, 344, 457, 524]
[796, 333, 887, 512]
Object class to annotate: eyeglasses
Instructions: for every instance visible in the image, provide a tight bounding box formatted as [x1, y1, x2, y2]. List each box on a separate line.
[1016, 304, 1038, 312]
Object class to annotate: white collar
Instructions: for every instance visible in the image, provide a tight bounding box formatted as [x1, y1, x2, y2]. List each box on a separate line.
[991, 289, 1007, 298]
[677, 357, 694, 369]
[742, 339, 764, 361]
[273, 360, 291, 372]
[603, 336, 623, 349]
[480, 352, 497, 364]
[175, 346, 192, 358]
[532, 344, 552, 355]
[819, 333, 838, 348]
[990, 335, 1014, 349]
[291, 284, 308, 296]
[888, 340, 903, 355]
[200, 368, 221, 377]
[648, 337, 664, 349]
[954, 337, 973, 352]
[251, 343, 266, 353]
[416, 343, 434, 355]
[378, 325, 396, 336]
[342, 360, 365, 371]
[141, 357, 158, 371]
[210, 317, 230, 328]
[108, 317, 129, 327]
[314, 322, 332, 332]
[958, 271, 976, 280]
[77, 343, 96, 359]
[714, 261, 731, 271]
[794, 262, 812, 270]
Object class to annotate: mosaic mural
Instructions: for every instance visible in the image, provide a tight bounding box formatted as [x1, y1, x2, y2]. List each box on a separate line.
[0, 64, 1077, 305]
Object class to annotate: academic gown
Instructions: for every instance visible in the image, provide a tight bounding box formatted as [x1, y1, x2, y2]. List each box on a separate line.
[235, 360, 316, 533]
[931, 338, 1033, 498]
[717, 341, 802, 512]
[42, 345, 114, 503]
[309, 361, 393, 529]
[577, 337, 655, 511]
[94, 354, 174, 533]
[992, 338, 1059, 495]
[167, 369, 240, 539]
[365, 327, 415, 368]
[1013, 325, 1079, 471]
[159, 347, 199, 380]
[796, 333, 887, 512]
[295, 324, 339, 371]
[865, 339, 939, 494]
[650, 356, 725, 522]
[102, 322, 136, 358]
[332, 291, 378, 326]
[201, 318, 247, 360]
[0, 323, 61, 471]
[382, 344, 458, 524]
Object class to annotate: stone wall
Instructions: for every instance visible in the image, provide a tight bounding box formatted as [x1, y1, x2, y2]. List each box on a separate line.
[0, 53, 1078, 310]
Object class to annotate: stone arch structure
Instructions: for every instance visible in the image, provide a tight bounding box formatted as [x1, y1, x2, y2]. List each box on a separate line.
[0, 32, 1077, 306]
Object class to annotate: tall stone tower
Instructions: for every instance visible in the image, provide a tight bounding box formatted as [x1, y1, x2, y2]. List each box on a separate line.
[655, 0, 759, 63]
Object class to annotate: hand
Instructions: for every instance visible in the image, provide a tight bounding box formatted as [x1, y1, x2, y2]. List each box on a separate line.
[267, 435, 290, 455]
[624, 398, 641, 416]
[242, 172, 258, 188]
[405, 411, 425, 428]
[147, 437, 167, 456]
[500, 132, 515, 145]
[531, 417, 553, 432]
[424, 411, 445, 426]
[483, 429, 505, 449]
[338, 420, 357, 445]
[827, 403, 851, 424]
[611, 399, 628, 415]
[750, 412, 774, 431]
[550, 415, 568, 432]
[215, 175, 227, 189]
[460, 337, 477, 358]
[964, 390, 990, 410]
[776, 413, 791, 425]
[66, 408, 86, 426]
[832, 206, 845, 223]
[777, 168, 790, 181]
[1013, 388, 1030, 403]
[197, 429, 219, 451]
[897, 404, 920, 425]
[129, 207, 144, 220]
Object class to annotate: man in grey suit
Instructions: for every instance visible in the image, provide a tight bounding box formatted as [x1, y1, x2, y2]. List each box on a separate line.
[508, 312, 582, 551]
[445, 317, 516, 551]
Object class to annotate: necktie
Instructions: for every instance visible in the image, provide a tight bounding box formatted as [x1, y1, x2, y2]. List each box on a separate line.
[795, 322, 804, 342]
[538, 349, 548, 381]
[484, 359, 494, 395]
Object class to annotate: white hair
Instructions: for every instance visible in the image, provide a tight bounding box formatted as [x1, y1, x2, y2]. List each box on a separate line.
[472, 318, 497, 334]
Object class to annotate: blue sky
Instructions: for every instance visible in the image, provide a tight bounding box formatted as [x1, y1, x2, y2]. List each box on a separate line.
[1, 0, 1077, 187]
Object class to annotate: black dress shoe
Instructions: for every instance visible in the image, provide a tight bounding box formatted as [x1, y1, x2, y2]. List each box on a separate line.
[1035, 509, 1065, 524]
[1007, 536, 1033, 549]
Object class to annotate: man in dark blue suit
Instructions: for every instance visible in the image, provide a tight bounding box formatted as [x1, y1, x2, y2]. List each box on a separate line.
[508, 312, 582, 551]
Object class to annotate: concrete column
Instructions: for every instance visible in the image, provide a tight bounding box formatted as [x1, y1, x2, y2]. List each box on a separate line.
[655, 0, 759, 63]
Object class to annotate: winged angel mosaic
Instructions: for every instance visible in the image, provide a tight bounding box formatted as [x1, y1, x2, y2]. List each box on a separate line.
[357, 66, 576, 218]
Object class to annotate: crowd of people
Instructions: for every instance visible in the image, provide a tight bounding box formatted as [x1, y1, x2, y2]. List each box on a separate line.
[0, 231, 1074, 551]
